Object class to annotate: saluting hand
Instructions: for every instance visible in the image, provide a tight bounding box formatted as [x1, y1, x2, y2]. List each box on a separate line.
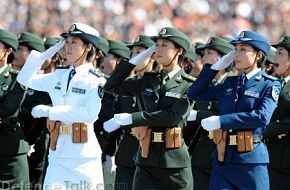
[187, 109, 197, 121]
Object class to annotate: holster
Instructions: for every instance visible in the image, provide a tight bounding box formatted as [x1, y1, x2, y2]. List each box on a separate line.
[72, 123, 88, 143]
[165, 127, 182, 149]
[139, 128, 152, 158]
[237, 131, 253, 152]
[213, 129, 227, 162]
[47, 120, 61, 151]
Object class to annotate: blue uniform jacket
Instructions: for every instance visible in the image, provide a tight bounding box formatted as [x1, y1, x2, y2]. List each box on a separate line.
[188, 65, 281, 164]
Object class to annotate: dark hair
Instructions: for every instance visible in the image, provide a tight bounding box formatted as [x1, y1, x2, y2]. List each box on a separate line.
[83, 42, 96, 63]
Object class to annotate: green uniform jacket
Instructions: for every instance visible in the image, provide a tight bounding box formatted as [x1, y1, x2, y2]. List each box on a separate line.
[264, 80, 290, 168]
[104, 60, 194, 168]
[19, 88, 51, 145]
[115, 95, 139, 168]
[0, 66, 28, 156]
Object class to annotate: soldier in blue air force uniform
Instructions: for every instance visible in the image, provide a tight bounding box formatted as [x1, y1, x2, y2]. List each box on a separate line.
[187, 31, 281, 190]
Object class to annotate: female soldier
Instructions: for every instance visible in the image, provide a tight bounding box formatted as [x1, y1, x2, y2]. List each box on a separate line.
[188, 31, 281, 190]
[17, 23, 106, 189]
[103, 27, 194, 190]
[263, 35, 290, 190]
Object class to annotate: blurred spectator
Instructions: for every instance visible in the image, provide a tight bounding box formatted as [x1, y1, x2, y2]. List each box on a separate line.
[0, 0, 289, 44]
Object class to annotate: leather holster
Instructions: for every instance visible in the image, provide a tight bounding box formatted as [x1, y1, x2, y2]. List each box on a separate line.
[47, 120, 60, 151]
[132, 127, 152, 159]
[165, 127, 182, 149]
[72, 123, 88, 143]
[213, 129, 227, 162]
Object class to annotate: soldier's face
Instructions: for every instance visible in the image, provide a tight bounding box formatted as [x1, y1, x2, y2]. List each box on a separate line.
[234, 44, 259, 72]
[63, 36, 86, 65]
[274, 46, 290, 77]
[131, 46, 146, 58]
[202, 48, 221, 65]
[13, 45, 30, 69]
[191, 55, 203, 78]
[155, 39, 179, 66]
[100, 53, 118, 75]
[0, 42, 6, 65]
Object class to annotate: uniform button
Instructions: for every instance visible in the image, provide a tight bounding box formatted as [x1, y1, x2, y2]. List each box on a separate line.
[207, 106, 211, 110]
[100, 131, 104, 135]
[155, 100, 158, 103]
[276, 120, 280, 123]
[229, 129, 233, 133]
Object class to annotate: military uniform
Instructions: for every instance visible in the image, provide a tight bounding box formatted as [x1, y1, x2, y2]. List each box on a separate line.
[0, 29, 29, 189]
[17, 23, 106, 189]
[188, 31, 281, 190]
[187, 36, 234, 190]
[264, 36, 290, 190]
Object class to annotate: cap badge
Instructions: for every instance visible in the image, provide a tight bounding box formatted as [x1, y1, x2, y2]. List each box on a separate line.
[238, 31, 245, 38]
[159, 28, 167, 35]
[68, 24, 76, 32]
[134, 36, 140, 43]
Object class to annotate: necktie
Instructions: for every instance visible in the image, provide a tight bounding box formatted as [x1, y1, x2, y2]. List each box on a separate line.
[160, 70, 169, 85]
[67, 68, 76, 91]
[235, 73, 247, 102]
[280, 78, 286, 88]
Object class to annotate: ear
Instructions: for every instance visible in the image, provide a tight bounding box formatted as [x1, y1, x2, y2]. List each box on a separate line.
[177, 48, 183, 55]
[6, 47, 13, 55]
[256, 51, 264, 61]
[86, 43, 93, 51]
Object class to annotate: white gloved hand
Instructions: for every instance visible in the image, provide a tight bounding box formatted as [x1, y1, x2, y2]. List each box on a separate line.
[103, 118, 121, 133]
[105, 155, 117, 173]
[129, 45, 157, 65]
[201, 116, 221, 131]
[211, 51, 235, 71]
[114, 113, 133, 125]
[31, 105, 50, 118]
[41, 40, 65, 61]
[187, 109, 197, 121]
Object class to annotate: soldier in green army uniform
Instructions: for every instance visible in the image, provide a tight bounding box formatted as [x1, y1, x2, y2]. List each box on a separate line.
[263, 35, 290, 190]
[182, 47, 197, 75]
[21, 37, 62, 190]
[0, 29, 29, 189]
[112, 35, 155, 190]
[96, 39, 131, 189]
[264, 47, 276, 76]
[103, 27, 194, 190]
[185, 36, 234, 190]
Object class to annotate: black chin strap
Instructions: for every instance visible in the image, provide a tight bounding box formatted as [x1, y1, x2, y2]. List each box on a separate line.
[73, 45, 88, 64]
[163, 51, 179, 68]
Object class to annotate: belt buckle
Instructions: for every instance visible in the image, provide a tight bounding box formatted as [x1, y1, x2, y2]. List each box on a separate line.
[228, 135, 237, 145]
[62, 125, 70, 136]
[152, 132, 164, 142]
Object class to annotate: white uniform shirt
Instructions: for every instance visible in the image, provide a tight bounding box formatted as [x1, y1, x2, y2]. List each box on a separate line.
[17, 51, 106, 158]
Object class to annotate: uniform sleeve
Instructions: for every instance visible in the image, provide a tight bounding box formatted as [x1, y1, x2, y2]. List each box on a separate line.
[220, 81, 281, 130]
[17, 51, 55, 92]
[104, 59, 142, 96]
[187, 65, 219, 102]
[131, 94, 192, 127]
[263, 117, 290, 138]
[0, 81, 26, 117]
[48, 83, 102, 123]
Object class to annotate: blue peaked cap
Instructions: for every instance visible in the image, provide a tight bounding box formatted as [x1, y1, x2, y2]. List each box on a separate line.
[230, 31, 270, 55]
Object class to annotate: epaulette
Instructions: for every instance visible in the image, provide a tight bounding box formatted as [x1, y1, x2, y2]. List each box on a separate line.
[182, 73, 196, 82]
[8, 68, 19, 75]
[263, 74, 278, 81]
[89, 69, 104, 78]
[56, 65, 70, 69]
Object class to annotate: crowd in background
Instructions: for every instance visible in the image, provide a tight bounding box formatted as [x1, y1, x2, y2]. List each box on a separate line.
[0, 0, 289, 45]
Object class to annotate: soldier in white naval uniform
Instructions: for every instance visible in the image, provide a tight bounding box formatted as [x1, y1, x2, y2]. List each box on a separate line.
[17, 23, 106, 190]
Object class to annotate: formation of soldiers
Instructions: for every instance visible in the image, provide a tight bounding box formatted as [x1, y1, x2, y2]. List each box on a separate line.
[0, 22, 289, 190]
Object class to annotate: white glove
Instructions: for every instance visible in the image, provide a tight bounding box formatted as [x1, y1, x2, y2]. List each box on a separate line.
[103, 118, 121, 133]
[201, 116, 221, 131]
[211, 51, 235, 70]
[129, 45, 157, 65]
[41, 40, 65, 61]
[187, 109, 197, 121]
[31, 105, 50, 118]
[114, 113, 133, 125]
[105, 155, 117, 173]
